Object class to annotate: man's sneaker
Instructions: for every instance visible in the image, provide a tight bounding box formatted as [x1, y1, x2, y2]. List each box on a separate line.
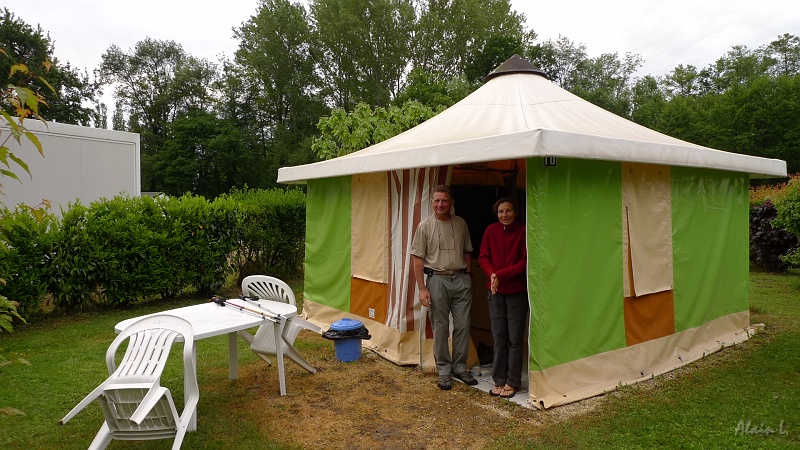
[454, 372, 478, 386]
[437, 377, 452, 390]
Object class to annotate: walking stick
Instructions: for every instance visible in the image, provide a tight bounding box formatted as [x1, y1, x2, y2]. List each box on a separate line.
[209, 296, 281, 323]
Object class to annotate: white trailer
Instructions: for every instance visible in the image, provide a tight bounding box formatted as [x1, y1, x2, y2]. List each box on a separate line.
[1, 119, 140, 214]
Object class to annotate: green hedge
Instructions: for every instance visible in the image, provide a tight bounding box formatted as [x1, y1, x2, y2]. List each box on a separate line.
[228, 187, 306, 283]
[0, 188, 306, 321]
[0, 209, 55, 318]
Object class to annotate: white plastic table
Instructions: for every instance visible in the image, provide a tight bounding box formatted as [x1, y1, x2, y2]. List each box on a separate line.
[115, 299, 297, 395]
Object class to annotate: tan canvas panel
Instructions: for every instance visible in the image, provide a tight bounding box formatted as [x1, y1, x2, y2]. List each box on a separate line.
[352, 172, 388, 283]
[622, 163, 673, 297]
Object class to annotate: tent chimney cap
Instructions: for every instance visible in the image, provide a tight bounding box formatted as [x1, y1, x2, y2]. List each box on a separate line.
[485, 54, 550, 82]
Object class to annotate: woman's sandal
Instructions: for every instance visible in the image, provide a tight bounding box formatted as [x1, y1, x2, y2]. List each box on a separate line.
[499, 385, 518, 399]
[489, 385, 503, 396]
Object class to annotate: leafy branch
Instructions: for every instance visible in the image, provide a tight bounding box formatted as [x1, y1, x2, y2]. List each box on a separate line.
[1, 47, 54, 187]
[1, 47, 54, 334]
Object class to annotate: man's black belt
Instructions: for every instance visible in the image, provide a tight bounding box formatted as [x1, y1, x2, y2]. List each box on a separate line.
[424, 268, 466, 276]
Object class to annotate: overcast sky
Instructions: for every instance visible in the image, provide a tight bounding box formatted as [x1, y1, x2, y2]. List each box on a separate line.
[5, 0, 799, 85]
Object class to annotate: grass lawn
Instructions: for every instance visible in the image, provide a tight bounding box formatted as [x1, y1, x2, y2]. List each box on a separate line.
[1, 271, 798, 449]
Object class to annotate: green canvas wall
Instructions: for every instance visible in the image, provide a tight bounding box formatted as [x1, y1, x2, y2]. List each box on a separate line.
[671, 168, 749, 331]
[305, 176, 352, 311]
[527, 158, 626, 371]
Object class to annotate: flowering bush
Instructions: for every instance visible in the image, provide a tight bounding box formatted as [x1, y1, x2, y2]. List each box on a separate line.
[772, 175, 800, 267]
[749, 174, 800, 271]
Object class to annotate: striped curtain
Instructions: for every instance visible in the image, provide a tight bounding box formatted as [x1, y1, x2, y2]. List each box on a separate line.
[387, 167, 450, 333]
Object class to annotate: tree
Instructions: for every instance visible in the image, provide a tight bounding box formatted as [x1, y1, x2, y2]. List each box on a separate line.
[99, 38, 218, 191]
[568, 52, 642, 117]
[310, 0, 415, 109]
[663, 64, 702, 98]
[158, 110, 260, 198]
[704, 45, 769, 93]
[528, 35, 588, 89]
[0, 8, 100, 126]
[702, 75, 800, 173]
[630, 75, 666, 129]
[392, 67, 473, 109]
[652, 95, 706, 145]
[526, 35, 642, 118]
[412, 0, 532, 81]
[464, 34, 525, 84]
[645, 34, 800, 174]
[233, 0, 327, 186]
[763, 33, 800, 77]
[234, 0, 320, 126]
[312, 101, 440, 159]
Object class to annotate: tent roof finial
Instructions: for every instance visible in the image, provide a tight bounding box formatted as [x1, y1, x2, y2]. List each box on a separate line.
[485, 54, 550, 82]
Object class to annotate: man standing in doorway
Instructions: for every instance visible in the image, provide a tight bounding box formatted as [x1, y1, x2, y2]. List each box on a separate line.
[411, 185, 478, 390]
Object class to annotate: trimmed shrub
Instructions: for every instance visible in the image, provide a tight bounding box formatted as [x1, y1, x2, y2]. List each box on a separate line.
[47, 203, 103, 310]
[0, 208, 54, 318]
[157, 194, 239, 295]
[0, 189, 305, 315]
[228, 187, 306, 283]
[85, 196, 175, 306]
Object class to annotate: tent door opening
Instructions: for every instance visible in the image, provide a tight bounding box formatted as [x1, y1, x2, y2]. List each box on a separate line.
[450, 159, 527, 369]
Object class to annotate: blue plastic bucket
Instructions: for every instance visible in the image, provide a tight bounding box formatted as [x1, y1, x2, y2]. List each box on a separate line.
[330, 318, 364, 362]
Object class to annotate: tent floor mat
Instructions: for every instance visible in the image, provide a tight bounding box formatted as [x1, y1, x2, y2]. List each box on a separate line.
[472, 364, 531, 409]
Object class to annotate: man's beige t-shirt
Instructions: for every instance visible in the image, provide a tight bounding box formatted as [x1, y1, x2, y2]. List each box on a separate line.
[410, 215, 473, 271]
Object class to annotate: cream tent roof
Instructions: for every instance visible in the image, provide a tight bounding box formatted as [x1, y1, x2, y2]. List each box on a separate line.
[277, 55, 786, 183]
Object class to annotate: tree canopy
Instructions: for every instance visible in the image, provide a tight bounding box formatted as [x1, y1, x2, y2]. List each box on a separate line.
[5, 2, 799, 196]
[98, 38, 219, 192]
[0, 8, 100, 126]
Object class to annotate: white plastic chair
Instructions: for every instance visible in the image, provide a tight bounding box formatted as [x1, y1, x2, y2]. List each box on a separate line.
[237, 275, 321, 373]
[59, 315, 198, 450]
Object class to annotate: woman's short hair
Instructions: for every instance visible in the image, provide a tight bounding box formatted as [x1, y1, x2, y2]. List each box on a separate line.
[492, 197, 518, 214]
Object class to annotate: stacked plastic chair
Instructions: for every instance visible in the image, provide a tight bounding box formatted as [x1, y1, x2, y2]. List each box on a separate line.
[238, 275, 321, 373]
[59, 315, 198, 450]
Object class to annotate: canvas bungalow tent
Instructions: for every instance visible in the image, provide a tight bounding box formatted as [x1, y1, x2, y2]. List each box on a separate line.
[277, 55, 787, 409]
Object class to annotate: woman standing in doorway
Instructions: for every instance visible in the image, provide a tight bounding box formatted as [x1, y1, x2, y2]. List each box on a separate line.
[478, 197, 528, 398]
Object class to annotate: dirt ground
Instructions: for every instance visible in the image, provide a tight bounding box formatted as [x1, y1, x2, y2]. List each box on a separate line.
[220, 331, 602, 450]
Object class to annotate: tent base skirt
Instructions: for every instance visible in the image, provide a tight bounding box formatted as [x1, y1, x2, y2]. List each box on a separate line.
[303, 304, 757, 411]
[528, 311, 757, 409]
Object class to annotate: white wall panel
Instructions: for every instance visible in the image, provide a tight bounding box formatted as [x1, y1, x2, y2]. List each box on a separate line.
[1, 119, 140, 214]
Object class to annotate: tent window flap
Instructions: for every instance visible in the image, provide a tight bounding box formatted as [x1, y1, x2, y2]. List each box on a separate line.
[622, 163, 673, 297]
